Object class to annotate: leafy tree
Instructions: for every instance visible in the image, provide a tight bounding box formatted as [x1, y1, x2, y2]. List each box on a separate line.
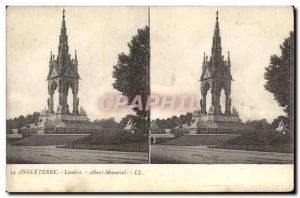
[94, 118, 120, 129]
[17, 115, 26, 129]
[112, 26, 150, 120]
[245, 119, 271, 130]
[6, 112, 40, 134]
[271, 115, 290, 130]
[119, 114, 149, 134]
[264, 31, 294, 116]
[179, 112, 193, 126]
[154, 112, 194, 129]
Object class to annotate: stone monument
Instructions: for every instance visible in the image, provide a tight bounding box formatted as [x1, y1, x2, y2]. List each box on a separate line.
[189, 11, 253, 134]
[31, 10, 101, 134]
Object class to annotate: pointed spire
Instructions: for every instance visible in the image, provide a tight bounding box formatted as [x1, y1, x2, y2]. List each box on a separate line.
[227, 51, 231, 66]
[227, 50, 232, 80]
[202, 52, 207, 73]
[74, 50, 78, 65]
[211, 10, 222, 67]
[61, 9, 66, 33]
[58, 9, 69, 66]
[214, 10, 220, 35]
[49, 51, 52, 62]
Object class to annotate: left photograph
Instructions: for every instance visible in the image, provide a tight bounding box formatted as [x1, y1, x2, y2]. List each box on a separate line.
[6, 7, 150, 164]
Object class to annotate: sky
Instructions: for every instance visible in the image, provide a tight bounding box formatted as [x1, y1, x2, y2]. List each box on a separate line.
[7, 7, 148, 121]
[150, 7, 294, 122]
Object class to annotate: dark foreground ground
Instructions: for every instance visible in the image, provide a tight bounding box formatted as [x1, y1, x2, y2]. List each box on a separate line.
[150, 145, 294, 164]
[7, 145, 148, 164]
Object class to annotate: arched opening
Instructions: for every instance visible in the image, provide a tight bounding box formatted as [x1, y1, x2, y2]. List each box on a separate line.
[220, 88, 226, 114]
[64, 81, 76, 114]
[53, 91, 58, 113]
[64, 82, 74, 113]
[201, 82, 211, 113]
[49, 81, 58, 114]
[66, 86, 73, 113]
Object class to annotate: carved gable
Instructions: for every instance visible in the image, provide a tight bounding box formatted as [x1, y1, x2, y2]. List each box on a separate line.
[48, 66, 58, 79]
[63, 65, 79, 78]
[204, 68, 211, 79]
[201, 68, 212, 80]
[65, 66, 74, 76]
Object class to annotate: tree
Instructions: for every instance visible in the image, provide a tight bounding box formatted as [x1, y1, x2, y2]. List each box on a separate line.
[245, 119, 271, 130]
[112, 26, 150, 120]
[119, 114, 149, 134]
[271, 115, 290, 130]
[94, 118, 120, 129]
[6, 112, 40, 134]
[264, 31, 294, 116]
[155, 112, 194, 129]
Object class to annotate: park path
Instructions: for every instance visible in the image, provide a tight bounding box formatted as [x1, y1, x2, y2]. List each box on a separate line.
[150, 145, 294, 164]
[7, 145, 148, 164]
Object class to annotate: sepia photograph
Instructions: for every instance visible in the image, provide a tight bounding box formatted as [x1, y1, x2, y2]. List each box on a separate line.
[5, 5, 295, 193]
[6, 7, 150, 164]
[150, 7, 294, 164]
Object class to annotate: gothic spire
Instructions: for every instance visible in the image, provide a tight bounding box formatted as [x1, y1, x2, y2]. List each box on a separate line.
[74, 50, 78, 65]
[227, 50, 232, 80]
[58, 9, 69, 65]
[202, 52, 206, 71]
[49, 51, 52, 62]
[227, 51, 231, 66]
[211, 10, 222, 66]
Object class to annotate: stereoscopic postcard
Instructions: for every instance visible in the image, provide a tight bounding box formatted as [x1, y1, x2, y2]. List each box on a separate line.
[6, 6, 294, 192]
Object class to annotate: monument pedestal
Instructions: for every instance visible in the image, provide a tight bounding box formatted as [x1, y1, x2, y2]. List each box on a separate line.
[189, 111, 253, 134]
[47, 113, 89, 122]
[30, 111, 102, 135]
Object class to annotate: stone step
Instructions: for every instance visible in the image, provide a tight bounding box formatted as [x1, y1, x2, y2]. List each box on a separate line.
[12, 134, 88, 146]
[159, 134, 240, 146]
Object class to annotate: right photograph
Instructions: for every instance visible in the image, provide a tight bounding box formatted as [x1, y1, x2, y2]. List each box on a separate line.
[150, 7, 294, 164]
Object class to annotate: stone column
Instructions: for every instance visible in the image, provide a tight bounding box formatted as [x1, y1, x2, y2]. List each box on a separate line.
[48, 93, 54, 114]
[72, 92, 79, 114]
[64, 91, 69, 113]
[57, 86, 69, 114]
[213, 93, 222, 115]
[225, 94, 231, 115]
[58, 88, 63, 106]
[209, 92, 215, 115]
[201, 94, 207, 114]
